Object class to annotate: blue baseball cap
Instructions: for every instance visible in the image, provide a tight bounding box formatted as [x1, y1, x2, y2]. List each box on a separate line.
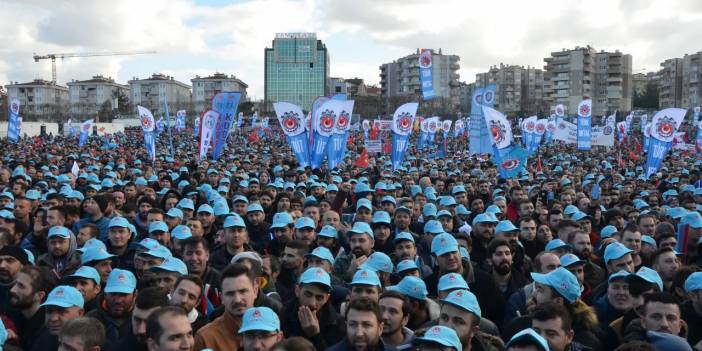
[66, 266, 101, 285]
[197, 204, 214, 214]
[171, 225, 193, 240]
[560, 253, 585, 267]
[455, 205, 471, 216]
[176, 198, 195, 211]
[270, 212, 293, 229]
[381, 195, 396, 205]
[485, 205, 502, 216]
[41, 285, 84, 309]
[356, 198, 373, 211]
[641, 235, 657, 249]
[572, 211, 592, 222]
[424, 220, 444, 234]
[531, 267, 582, 303]
[108, 216, 130, 228]
[150, 257, 188, 275]
[604, 242, 633, 263]
[472, 213, 498, 226]
[396, 260, 419, 273]
[422, 203, 438, 218]
[138, 238, 161, 251]
[414, 326, 462, 351]
[683, 212, 702, 229]
[238, 307, 281, 334]
[438, 273, 469, 292]
[298, 267, 331, 291]
[294, 217, 315, 230]
[600, 225, 618, 239]
[505, 328, 549, 351]
[627, 266, 663, 291]
[80, 247, 115, 265]
[393, 231, 415, 244]
[77, 238, 106, 253]
[432, 233, 459, 256]
[318, 225, 337, 239]
[247, 203, 264, 213]
[25, 189, 41, 200]
[351, 268, 382, 287]
[545, 239, 571, 252]
[387, 276, 428, 300]
[359, 252, 393, 273]
[496, 220, 519, 233]
[140, 245, 173, 260]
[166, 208, 184, 219]
[104, 269, 137, 294]
[148, 221, 169, 233]
[349, 222, 374, 238]
[441, 289, 481, 319]
[305, 247, 335, 265]
[48, 226, 71, 239]
[685, 272, 702, 293]
[224, 214, 246, 228]
[608, 270, 631, 283]
[440, 197, 457, 207]
[372, 211, 392, 225]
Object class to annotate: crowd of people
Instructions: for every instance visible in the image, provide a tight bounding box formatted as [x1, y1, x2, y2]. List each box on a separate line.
[0, 124, 699, 351]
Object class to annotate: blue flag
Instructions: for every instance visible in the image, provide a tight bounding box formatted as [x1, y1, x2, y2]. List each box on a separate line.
[194, 116, 200, 136]
[327, 100, 354, 170]
[391, 103, 418, 170]
[274, 102, 310, 168]
[496, 144, 528, 179]
[137, 106, 157, 161]
[645, 108, 687, 177]
[311, 100, 342, 169]
[576, 99, 592, 150]
[419, 49, 435, 100]
[79, 119, 93, 147]
[7, 99, 21, 143]
[211, 92, 242, 160]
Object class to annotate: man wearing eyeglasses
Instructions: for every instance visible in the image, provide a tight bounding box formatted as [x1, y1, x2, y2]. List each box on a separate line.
[239, 306, 283, 351]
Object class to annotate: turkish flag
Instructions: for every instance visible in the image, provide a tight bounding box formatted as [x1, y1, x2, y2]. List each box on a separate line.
[355, 148, 369, 168]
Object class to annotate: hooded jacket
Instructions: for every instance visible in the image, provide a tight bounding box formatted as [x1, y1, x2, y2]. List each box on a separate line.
[36, 231, 80, 278]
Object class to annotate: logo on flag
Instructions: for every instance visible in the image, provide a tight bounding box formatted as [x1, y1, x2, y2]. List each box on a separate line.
[419, 50, 432, 68]
[319, 109, 335, 134]
[655, 116, 675, 138]
[578, 104, 590, 117]
[603, 125, 613, 135]
[489, 120, 508, 145]
[10, 101, 19, 114]
[396, 112, 413, 133]
[281, 112, 300, 134]
[337, 111, 350, 129]
[555, 104, 564, 117]
[482, 90, 495, 105]
[501, 159, 521, 170]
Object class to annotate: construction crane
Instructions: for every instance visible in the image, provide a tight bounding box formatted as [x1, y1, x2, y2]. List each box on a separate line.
[33, 51, 157, 84]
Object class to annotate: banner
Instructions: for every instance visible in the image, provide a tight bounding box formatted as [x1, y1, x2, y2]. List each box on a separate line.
[576, 99, 592, 150]
[483, 106, 513, 149]
[163, 102, 175, 158]
[454, 119, 464, 138]
[495, 144, 528, 179]
[310, 100, 341, 169]
[555, 104, 565, 125]
[468, 84, 497, 155]
[640, 114, 648, 133]
[362, 119, 370, 140]
[616, 121, 627, 143]
[625, 112, 633, 134]
[211, 92, 242, 160]
[697, 119, 702, 154]
[545, 117, 556, 143]
[553, 120, 614, 146]
[7, 98, 21, 143]
[694, 106, 700, 125]
[156, 117, 165, 135]
[643, 122, 651, 151]
[176, 110, 186, 131]
[274, 102, 310, 168]
[237, 112, 244, 129]
[391, 103, 418, 170]
[645, 108, 687, 177]
[523, 116, 537, 153]
[442, 120, 452, 139]
[419, 49, 435, 100]
[194, 116, 201, 136]
[310, 97, 329, 151]
[534, 118, 547, 150]
[137, 106, 157, 161]
[327, 100, 354, 170]
[67, 118, 77, 137]
[199, 110, 219, 160]
[79, 119, 94, 147]
[427, 116, 439, 146]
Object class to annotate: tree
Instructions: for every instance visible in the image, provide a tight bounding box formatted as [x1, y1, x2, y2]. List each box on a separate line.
[633, 82, 659, 109]
[113, 89, 131, 116]
[239, 101, 255, 116]
[98, 100, 113, 122]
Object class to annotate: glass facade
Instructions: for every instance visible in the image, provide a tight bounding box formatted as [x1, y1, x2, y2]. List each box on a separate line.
[265, 34, 329, 112]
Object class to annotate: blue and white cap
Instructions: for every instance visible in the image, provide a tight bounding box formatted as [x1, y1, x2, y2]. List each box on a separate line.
[41, 285, 84, 309]
[48, 226, 71, 239]
[318, 225, 337, 239]
[351, 268, 382, 287]
[238, 307, 281, 334]
[441, 289, 481, 319]
[530, 267, 582, 303]
[505, 328, 549, 351]
[627, 266, 663, 291]
[149, 257, 188, 275]
[685, 272, 702, 293]
[298, 267, 331, 291]
[396, 260, 419, 273]
[604, 242, 633, 263]
[438, 273, 469, 292]
[171, 225, 193, 240]
[387, 276, 428, 300]
[414, 326, 462, 351]
[104, 269, 137, 294]
[359, 252, 393, 273]
[431, 233, 459, 256]
[66, 266, 101, 285]
[305, 247, 335, 265]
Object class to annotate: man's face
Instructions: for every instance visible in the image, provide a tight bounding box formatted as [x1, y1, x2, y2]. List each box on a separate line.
[171, 279, 202, 313]
[439, 303, 477, 348]
[49, 237, 70, 257]
[76, 227, 94, 247]
[653, 251, 680, 281]
[47, 209, 65, 227]
[197, 212, 214, 228]
[548, 214, 563, 231]
[566, 264, 585, 286]
[474, 222, 495, 241]
[393, 212, 411, 229]
[108, 227, 131, 249]
[83, 198, 101, 216]
[571, 233, 592, 259]
[242, 330, 282, 351]
[379, 297, 408, 337]
[356, 208, 372, 223]
[132, 306, 160, 344]
[346, 308, 383, 351]
[93, 260, 113, 283]
[13, 199, 31, 218]
[621, 230, 642, 253]
[518, 202, 535, 218]
[519, 220, 537, 241]
[155, 271, 180, 295]
[281, 247, 304, 271]
[607, 280, 632, 311]
[296, 228, 316, 245]
[225, 227, 248, 250]
[147, 213, 165, 225]
[641, 302, 681, 335]
[186, 220, 204, 237]
[303, 207, 320, 224]
[532, 317, 574, 351]
[70, 278, 101, 302]
[45, 306, 84, 335]
[0, 255, 22, 283]
[58, 335, 87, 351]
[350, 285, 380, 302]
[147, 314, 194, 351]
[9, 272, 37, 309]
[639, 217, 656, 236]
[436, 250, 462, 273]
[322, 211, 341, 230]
[349, 234, 373, 257]
[181, 243, 208, 276]
[247, 211, 265, 226]
[491, 245, 513, 275]
[221, 275, 258, 319]
[296, 284, 330, 312]
[534, 283, 558, 305]
[394, 241, 417, 261]
[273, 227, 293, 243]
[106, 292, 136, 318]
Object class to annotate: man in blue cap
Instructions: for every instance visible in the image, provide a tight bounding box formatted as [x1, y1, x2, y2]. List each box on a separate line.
[334, 222, 376, 282]
[87, 269, 138, 343]
[438, 289, 501, 351]
[239, 306, 283, 351]
[327, 297, 385, 351]
[281, 267, 344, 350]
[413, 325, 462, 351]
[246, 202, 271, 252]
[266, 212, 295, 257]
[683, 272, 702, 346]
[211, 214, 252, 271]
[106, 216, 137, 272]
[33, 285, 85, 350]
[37, 226, 80, 277]
[65, 266, 102, 312]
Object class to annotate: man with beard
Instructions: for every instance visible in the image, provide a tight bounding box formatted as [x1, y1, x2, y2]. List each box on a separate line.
[211, 214, 251, 271]
[379, 291, 413, 351]
[567, 230, 605, 290]
[392, 232, 431, 279]
[333, 222, 375, 282]
[87, 269, 138, 343]
[8, 265, 55, 351]
[109, 286, 168, 351]
[652, 248, 681, 292]
[488, 238, 528, 300]
[170, 275, 206, 333]
[267, 212, 294, 257]
[0, 246, 28, 313]
[37, 226, 81, 278]
[281, 267, 345, 350]
[196, 204, 218, 248]
[31, 285, 85, 351]
[439, 289, 501, 351]
[144, 306, 195, 351]
[277, 240, 309, 303]
[327, 297, 384, 351]
[134, 197, 157, 236]
[194, 263, 258, 351]
[470, 213, 498, 271]
[65, 266, 102, 312]
[619, 224, 643, 268]
[246, 203, 271, 252]
[238, 306, 284, 351]
[506, 186, 527, 222]
[503, 252, 561, 326]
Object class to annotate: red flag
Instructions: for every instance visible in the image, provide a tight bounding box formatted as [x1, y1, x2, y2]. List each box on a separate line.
[248, 130, 259, 142]
[536, 156, 543, 172]
[383, 140, 392, 154]
[354, 148, 369, 168]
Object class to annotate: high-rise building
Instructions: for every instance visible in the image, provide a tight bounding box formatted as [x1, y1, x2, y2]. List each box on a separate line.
[128, 74, 191, 115]
[66, 75, 129, 119]
[681, 52, 702, 108]
[264, 33, 329, 112]
[475, 63, 545, 116]
[543, 46, 632, 116]
[329, 77, 347, 95]
[5, 79, 69, 121]
[379, 49, 460, 108]
[658, 58, 683, 108]
[191, 73, 248, 116]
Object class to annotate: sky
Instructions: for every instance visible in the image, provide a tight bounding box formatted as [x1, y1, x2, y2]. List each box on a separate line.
[1, 0, 702, 101]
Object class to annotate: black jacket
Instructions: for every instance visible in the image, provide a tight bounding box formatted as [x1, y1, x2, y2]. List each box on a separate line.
[326, 338, 385, 351]
[282, 299, 345, 351]
[86, 299, 133, 343]
[30, 328, 58, 351]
